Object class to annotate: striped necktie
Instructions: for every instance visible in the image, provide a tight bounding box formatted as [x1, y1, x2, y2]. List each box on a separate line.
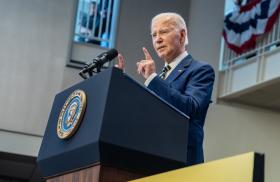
[159, 65, 171, 79]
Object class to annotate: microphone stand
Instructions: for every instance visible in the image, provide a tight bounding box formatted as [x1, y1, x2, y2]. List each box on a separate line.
[79, 58, 107, 79]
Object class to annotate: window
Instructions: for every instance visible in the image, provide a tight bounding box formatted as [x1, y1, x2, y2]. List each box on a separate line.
[73, 0, 118, 48]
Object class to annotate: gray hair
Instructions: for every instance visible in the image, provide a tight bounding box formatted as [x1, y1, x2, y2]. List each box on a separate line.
[151, 12, 188, 45]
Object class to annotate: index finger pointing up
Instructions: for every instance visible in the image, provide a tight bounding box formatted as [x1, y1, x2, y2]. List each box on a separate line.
[143, 47, 152, 60]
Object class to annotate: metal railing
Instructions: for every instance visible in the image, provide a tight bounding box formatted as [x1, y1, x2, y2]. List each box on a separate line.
[74, 0, 115, 48]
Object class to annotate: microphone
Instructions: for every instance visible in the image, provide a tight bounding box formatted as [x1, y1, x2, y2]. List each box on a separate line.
[95, 48, 118, 66]
[79, 49, 118, 78]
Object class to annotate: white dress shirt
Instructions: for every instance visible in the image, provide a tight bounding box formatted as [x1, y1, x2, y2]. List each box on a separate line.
[144, 51, 188, 86]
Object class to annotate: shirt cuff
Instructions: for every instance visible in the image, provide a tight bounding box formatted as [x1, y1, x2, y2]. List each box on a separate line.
[144, 73, 157, 86]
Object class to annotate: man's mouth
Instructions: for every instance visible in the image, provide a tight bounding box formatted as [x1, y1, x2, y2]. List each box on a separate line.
[157, 46, 166, 51]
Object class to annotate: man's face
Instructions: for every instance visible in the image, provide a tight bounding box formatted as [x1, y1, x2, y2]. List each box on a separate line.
[151, 17, 185, 63]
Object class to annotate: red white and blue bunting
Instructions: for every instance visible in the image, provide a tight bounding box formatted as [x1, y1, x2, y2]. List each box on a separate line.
[223, 0, 280, 54]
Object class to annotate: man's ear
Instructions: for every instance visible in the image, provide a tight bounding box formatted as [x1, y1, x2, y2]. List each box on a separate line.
[180, 29, 187, 46]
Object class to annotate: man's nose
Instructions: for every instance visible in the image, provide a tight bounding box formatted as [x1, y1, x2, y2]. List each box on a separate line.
[155, 36, 163, 43]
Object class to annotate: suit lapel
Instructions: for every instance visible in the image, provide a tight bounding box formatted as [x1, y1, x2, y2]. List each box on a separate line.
[165, 55, 193, 83]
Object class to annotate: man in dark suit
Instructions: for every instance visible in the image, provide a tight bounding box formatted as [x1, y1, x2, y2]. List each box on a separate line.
[117, 12, 215, 166]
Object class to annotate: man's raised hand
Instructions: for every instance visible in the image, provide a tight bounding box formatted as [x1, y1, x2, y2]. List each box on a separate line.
[136, 47, 156, 79]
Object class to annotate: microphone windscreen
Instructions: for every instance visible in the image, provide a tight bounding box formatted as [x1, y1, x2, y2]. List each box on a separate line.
[106, 49, 118, 60]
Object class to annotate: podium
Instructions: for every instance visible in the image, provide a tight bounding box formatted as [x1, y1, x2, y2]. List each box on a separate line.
[37, 67, 190, 182]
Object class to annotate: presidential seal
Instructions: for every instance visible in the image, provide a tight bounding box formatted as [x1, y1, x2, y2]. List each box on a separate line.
[57, 90, 87, 139]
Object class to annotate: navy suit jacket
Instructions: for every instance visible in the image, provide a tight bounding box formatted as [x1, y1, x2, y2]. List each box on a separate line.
[147, 54, 215, 165]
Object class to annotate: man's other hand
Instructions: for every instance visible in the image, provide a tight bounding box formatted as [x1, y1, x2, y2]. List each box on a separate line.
[115, 53, 125, 71]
